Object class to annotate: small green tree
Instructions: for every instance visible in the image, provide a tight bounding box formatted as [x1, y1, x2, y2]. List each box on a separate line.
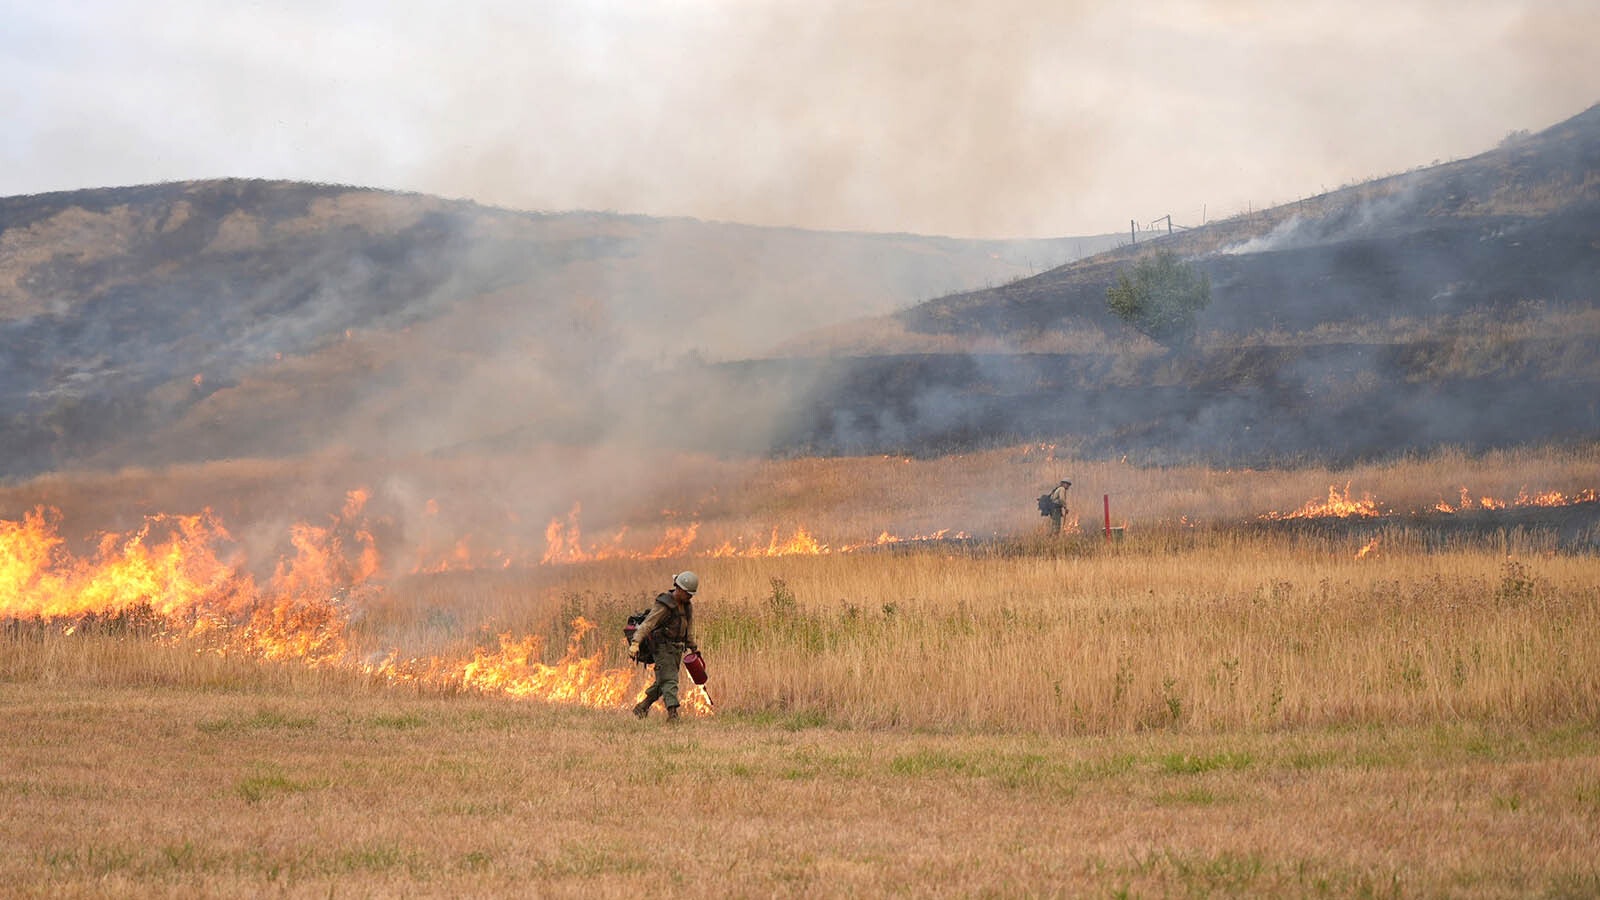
[1105, 250, 1211, 346]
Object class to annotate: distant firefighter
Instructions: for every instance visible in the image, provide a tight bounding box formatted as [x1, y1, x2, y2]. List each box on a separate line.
[1040, 479, 1072, 533]
[629, 571, 700, 722]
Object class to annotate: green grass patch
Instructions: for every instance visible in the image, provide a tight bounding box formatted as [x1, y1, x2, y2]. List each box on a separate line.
[734, 708, 834, 731]
[1159, 750, 1253, 774]
[437, 799, 513, 817]
[1546, 870, 1600, 900]
[779, 748, 868, 781]
[368, 711, 426, 730]
[535, 844, 651, 878]
[1153, 787, 1226, 806]
[1538, 723, 1600, 756]
[1121, 849, 1266, 893]
[1575, 781, 1600, 810]
[1492, 794, 1524, 812]
[236, 767, 326, 805]
[330, 844, 414, 874]
[458, 849, 495, 872]
[1172, 850, 1264, 890]
[157, 840, 228, 875]
[782, 709, 831, 731]
[41, 844, 137, 876]
[889, 748, 973, 776]
[1072, 752, 1140, 780]
[625, 759, 679, 786]
[198, 706, 316, 734]
[1285, 748, 1341, 770]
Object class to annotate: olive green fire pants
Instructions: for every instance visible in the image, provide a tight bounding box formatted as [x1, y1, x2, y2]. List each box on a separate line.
[640, 640, 686, 711]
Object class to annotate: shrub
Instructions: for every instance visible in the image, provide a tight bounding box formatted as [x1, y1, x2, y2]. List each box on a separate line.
[1106, 251, 1212, 346]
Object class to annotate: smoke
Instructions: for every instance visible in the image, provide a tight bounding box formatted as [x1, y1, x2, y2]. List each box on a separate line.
[4, 1, 1599, 561]
[4, 2, 1599, 238]
[1220, 185, 1422, 255]
[1, 180, 1111, 568]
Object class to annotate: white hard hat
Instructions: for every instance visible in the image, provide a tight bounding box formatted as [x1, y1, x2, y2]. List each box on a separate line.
[673, 571, 699, 595]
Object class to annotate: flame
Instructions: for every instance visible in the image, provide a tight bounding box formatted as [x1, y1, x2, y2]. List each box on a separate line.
[710, 526, 828, 558]
[0, 503, 720, 714]
[537, 502, 700, 565]
[376, 617, 635, 706]
[1, 506, 250, 621]
[0, 504, 359, 664]
[1015, 442, 1058, 462]
[413, 536, 476, 574]
[1432, 486, 1598, 513]
[1355, 537, 1380, 559]
[532, 506, 969, 564]
[1269, 484, 1596, 520]
[1261, 483, 1385, 520]
[838, 528, 971, 552]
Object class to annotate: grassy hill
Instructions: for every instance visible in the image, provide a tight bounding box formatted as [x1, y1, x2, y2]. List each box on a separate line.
[0, 182, 1117, 479]
[1, 103, 1597, 478]
[745, 102, 1600, 462]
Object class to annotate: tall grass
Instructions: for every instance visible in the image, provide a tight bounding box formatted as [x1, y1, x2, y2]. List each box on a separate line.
[8, 532, 1597, 736]
[11, 528, 1579, 736]
[639, 534, 1599, 734]
[5, 442, 1595, 550]
[4, 444, 1597, 735]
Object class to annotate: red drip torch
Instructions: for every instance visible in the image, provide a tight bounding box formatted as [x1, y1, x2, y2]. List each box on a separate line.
[683, 650, 714, 707]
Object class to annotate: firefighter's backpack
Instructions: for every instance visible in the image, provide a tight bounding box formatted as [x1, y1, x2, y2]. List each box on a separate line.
[623, 610, 653, 664]
[1037, 493, 1055, 516]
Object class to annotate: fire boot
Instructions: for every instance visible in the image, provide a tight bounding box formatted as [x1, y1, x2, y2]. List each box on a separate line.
[632, 700, 650, 719]
[666, 706, 680, 723]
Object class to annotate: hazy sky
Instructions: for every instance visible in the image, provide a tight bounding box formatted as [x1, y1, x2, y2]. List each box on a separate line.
[2, 0, 1596, 238]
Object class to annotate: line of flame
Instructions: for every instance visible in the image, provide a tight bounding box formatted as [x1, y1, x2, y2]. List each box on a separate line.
[0, 504, 696, 713]
[1264, 484, 1597, 521]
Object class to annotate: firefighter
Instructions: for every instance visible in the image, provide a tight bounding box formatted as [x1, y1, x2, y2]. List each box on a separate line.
[1048, 479, 1072, 533]
[629, 571, 700, 722]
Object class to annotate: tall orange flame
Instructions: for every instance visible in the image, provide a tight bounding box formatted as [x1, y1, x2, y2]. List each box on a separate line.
[0, 503, 705, 714]
[1261, 483, 1385, 520]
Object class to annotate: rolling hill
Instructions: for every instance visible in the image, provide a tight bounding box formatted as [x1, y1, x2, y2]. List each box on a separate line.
[1, 102, 1597, 481]
[745, 101, 1600, 462]
[0, 183, 1116, 479]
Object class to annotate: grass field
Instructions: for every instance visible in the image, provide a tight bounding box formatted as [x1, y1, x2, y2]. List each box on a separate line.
[3, 444, 1599, 896]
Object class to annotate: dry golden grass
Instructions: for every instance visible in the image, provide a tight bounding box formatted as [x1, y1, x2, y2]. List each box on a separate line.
[3, 636, 1598, 898]
[6, 441, 1595, 548]
[331, 531, 1600, 736]
[4, 444, 1599, 895]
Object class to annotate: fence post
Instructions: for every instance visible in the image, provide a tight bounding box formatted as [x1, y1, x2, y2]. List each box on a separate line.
[1104, 494, 1111, 543]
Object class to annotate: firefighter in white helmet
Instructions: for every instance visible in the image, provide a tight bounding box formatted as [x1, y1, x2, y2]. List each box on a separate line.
[629, 571, 700, 721]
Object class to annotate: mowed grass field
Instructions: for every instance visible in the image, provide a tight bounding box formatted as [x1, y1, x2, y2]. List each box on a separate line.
[3, 444, 1599, 897]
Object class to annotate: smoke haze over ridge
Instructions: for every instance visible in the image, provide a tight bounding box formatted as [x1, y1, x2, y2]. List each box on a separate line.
[3, 0, 1597, 238]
